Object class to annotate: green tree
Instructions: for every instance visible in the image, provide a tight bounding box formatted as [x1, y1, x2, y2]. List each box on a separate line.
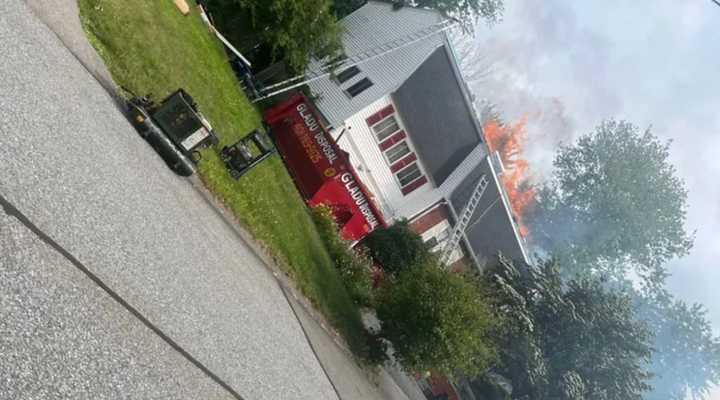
[362, 220, 431, 276]
[531, 120, 693, 280]
[331, 0, 365, 17]
[376, 264, 497, 376]
[216, 0, 343, 71]
[635, 288, 720, 400]
[484, 257, 654, 400]
[414, 0, 504, 26]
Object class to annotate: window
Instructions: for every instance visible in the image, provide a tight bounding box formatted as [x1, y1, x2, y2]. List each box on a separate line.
[365, 105, 428, 195]
[425, 227, 449, 251]
[372, 116, 400, 142]
[335, 66, 361, 83]
[436, 227, 450, 244]
[345, 78, 373, 98]
[396, 163, 423, 187]
[385, 141, 411, 164]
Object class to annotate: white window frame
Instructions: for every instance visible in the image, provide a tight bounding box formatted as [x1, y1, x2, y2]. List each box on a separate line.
[383, 140, 412, 165]
[395, 162, 424, 189]
[371, 114, 401, 142]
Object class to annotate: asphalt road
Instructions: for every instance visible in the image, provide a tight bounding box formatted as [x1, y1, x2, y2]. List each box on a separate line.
[0, 1, 338, 399]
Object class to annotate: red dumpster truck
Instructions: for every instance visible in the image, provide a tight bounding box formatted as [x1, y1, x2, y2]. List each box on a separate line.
[264, 94, 387, 242]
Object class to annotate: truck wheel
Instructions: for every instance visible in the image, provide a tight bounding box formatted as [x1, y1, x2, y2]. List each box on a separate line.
[173, 160, 195, 177]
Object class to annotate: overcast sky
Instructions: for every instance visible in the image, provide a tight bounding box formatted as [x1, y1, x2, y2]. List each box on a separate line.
[466, 0, 720, 396]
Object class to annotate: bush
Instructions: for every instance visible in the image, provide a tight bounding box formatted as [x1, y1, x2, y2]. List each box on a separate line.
[376, 263, 498, 377]
[312, 206, 374, 307]
[362, 220, 432, 276]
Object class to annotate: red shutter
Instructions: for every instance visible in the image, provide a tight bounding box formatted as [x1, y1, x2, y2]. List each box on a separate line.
[379, 104, 395, 119]
[390, 153, 417, 173]
[401, 176, 428, 195]
[378, 130, 406, 151]
[365, 104, 395, 127]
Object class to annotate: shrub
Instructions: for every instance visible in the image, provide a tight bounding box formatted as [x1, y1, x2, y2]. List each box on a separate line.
[312, 206, 374, 307]
[362, 220, 432, 276]
[376, 263, 498, 377]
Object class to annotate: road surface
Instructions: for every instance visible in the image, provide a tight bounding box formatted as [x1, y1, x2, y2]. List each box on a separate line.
[0, 1, 338, 399]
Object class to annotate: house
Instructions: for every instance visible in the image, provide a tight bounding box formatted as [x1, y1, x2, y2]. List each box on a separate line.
[307, 1, 530, 269]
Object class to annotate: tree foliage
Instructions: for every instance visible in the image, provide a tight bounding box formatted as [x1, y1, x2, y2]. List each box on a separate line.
[331, 0, 365, 18]
[377, 264, 497, 376]
[414, 0, 504, 26]
[216, 0, 343, 71]
[530, 120, 693, 280]
[362, 220, 431, 276]
[483, 257, 653, 400]
[312, 206, 374, 307]
[634, 288, 720, 400]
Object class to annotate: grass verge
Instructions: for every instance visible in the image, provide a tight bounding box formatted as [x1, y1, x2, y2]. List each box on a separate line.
[79, 0, 367, 352]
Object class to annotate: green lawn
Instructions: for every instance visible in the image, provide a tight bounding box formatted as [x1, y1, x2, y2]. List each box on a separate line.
[79, 0, 366, 352]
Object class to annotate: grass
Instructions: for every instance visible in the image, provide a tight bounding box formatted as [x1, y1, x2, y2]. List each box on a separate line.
[79, 0, 366, 352]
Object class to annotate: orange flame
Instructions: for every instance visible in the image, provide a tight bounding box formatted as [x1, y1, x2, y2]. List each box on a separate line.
[483, 118, 536, 237]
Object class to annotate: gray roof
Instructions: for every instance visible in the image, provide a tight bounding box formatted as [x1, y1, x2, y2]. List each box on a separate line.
[307, 1, 444, 127]
[392, 45, 483, 185]
[450, 155, 530, 267]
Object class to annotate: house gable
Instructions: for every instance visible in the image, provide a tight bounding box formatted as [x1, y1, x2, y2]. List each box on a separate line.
[450, 155, 530, 267]
[392, 45, 484, 186]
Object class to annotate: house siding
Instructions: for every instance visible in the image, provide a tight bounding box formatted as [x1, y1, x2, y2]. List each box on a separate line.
[335, 95, 489, 227]
[409, 204, 450, 235]
[335, 95, 436, 221]
[393, 143, 488, 220]
[308, 1, 445, 127]
[410, 206, 463, 265]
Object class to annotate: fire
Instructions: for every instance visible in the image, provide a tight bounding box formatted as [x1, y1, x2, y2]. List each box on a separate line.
[483, 118, 536, 237]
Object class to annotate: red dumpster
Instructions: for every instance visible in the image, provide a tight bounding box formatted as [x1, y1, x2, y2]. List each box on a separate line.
[264, 94, 387, 242]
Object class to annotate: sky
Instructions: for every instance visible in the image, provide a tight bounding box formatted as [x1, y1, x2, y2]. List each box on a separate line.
[463, 0, 720, 397]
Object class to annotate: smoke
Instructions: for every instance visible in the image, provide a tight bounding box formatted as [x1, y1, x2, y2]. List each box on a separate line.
[452, 0, 618, 178]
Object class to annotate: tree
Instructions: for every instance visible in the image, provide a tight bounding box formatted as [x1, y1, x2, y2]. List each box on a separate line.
[530, 120, 693, 280]
[331, 0, 365, 18]
[216, 0, 343, 71]
[634, 288, 720, 400]
[483, 257, 654, 400]
[376, 263, 497, 376]
[362, 220, 431, 275]
[414, 0, 504, 27]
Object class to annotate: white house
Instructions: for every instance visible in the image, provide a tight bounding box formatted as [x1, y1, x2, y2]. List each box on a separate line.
[308, 1, 530, 269]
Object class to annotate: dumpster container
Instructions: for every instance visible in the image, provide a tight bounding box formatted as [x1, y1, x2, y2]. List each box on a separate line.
[264, 94, 386, 241]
